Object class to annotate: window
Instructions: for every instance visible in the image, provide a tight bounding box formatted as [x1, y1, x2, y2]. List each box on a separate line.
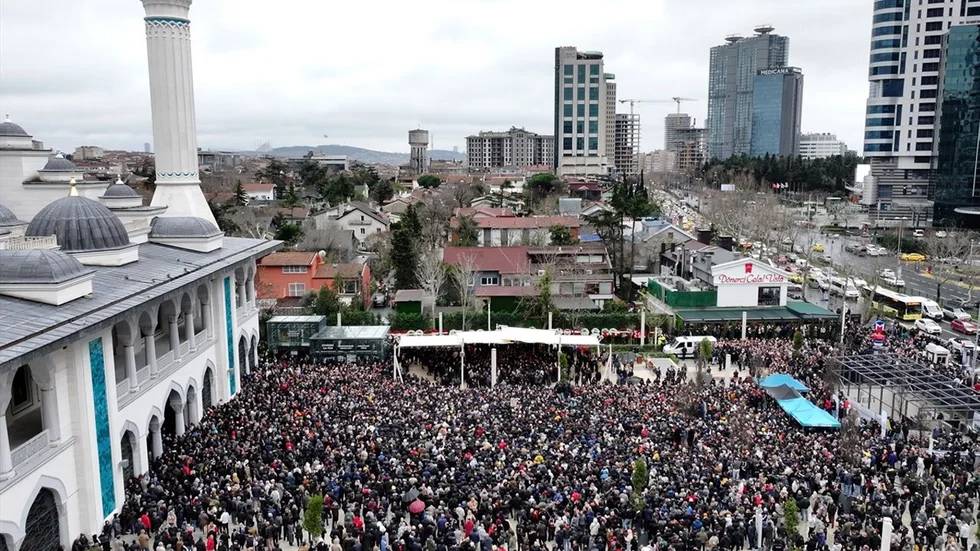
[874, 0, 902, 8]
[925, 7, 943, 17]
[343, 280, 358, 294]
[10, 367, 34, 414]
[589, 64, 600, 75]
[925, 21, 943, 31]
[758, 287, 780, 306]
[867, 104, 896, 114]
[870, 51, 900, 62]
[588, 120, 598, 133]
[865, 117, 895, 127]
[577, 86, 586, 101]
[872, 38, 902, 49]
[919, 102, 936, 112]
[563, 104, 573, 117]
[588, 137, 599, 151]
[916, 129, 934, 138]
[872, 25, 903, 37]
[919, 88, 937, 98]
[563, 87, 573, 101]
[923, 34, 942, 45]
[577, 65, 586, 82]
[282, 266, 308, 273]
[882, 79, 904, 97]
[915, 142, 933, 151]
[873, 11, 904, 23]
[577, 103, 586, 116]
[563, 65, 573, 76]
[287, 283, 306, 297]
[918, 115, 935, 125]
[923, 49, 942, 58]
[480, 275, 500, 286]
[360, 228, 365, 234]
[563, 121, 573, 134]
[922, 62, 940, 72]
[576, 137, 584, 150]
[920, 75, 939, 85]
[563, 137, 573, 151]
[870, 65, 899, 75]
[588, 104, 599, 116]
[576, 120, 584, 133]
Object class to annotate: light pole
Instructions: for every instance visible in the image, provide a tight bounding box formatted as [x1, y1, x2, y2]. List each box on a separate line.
[896, 217, 907, 278]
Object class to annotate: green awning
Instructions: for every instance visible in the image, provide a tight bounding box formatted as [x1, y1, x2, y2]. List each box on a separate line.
[675, 301, 836, 323]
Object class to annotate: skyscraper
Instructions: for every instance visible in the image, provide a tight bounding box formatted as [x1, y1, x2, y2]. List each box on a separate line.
[863, 0, 980, 220]
[664, 113, 692, 152]
[750, 67, 803, 157]
[554, 47, 613, 177]
[934, 24, 980, 227]
[141, 0, 216, 225]
[706, 26, 789, 160]
[614, 114, 640, 176]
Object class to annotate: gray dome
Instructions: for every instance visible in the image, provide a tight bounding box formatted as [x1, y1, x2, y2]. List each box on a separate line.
[26, 195, 131, 252]
[0, 203, 25, 227]
[42, 155, 77, 171]
[0, 249, 92, 284]
[150, 216, 222, 238]
[103, 181, 140, 198]
[0, 120, 29, 137]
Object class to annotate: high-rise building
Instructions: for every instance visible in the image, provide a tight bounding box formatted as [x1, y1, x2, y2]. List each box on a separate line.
[707, 26, 789, 160]
[143, 0, 216, 225]
[466, 127, 555, 170]
[408, 129, 430, 174]
[934, 23, 980, 227]
[863, 0, 980, 219]
[665, 113, 692, 152]
[749, 67, 803, 157]
[143, 142, 151, 154]
[799, 133, 848, 160]
[554, 47, 613, 177]
[675, 127, 707, 173]
[614, 114, 640, 176]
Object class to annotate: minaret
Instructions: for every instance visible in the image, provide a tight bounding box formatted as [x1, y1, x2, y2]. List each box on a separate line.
[140, 0, 216, 225]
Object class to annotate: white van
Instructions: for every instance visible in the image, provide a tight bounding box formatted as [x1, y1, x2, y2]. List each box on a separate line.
[829, 277, 860, 299]
[917, 298, 943, 321]
[663, 336, 718, 359]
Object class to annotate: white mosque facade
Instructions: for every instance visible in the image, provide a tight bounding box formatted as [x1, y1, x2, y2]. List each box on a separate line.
[0, 1, 279, 550]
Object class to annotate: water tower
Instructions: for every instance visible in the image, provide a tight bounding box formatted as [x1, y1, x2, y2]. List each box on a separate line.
[408, 129, 430, 174]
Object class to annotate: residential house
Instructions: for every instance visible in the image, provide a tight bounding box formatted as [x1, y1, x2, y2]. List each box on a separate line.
[243, 182, 275, 201]
[331, 202, 389, 244]
[449, 211, 581, 246]
[637, 222, 696, 273]
[312, 261, 372, 308]
[256, 251, 321, 300]
[256, 250, 370, 307]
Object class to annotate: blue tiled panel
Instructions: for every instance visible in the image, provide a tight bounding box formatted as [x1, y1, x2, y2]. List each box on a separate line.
[87, 337, 116, 518]
[224, 277, 236, 396]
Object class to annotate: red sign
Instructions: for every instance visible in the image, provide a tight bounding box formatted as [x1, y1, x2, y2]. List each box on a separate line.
[745, 262, 753, 274]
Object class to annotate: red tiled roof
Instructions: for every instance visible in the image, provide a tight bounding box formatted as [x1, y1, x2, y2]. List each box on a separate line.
[474, 285, 538, 298]
[453, 207, 515, 218]
[276, 207, 309, 219]
[258, 251, 317, 267]
[243, 183, 274, 192]
[313, 262, 365, 279]
[443, 247, 530, 275]
[472, 215, 581, 229]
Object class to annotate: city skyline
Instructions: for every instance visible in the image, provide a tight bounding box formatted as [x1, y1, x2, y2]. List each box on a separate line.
[1, 0, 871, 156]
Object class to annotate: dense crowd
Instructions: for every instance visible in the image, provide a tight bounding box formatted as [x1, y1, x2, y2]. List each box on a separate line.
[84, 330, 978, 551]
[398, 344, 601, 387]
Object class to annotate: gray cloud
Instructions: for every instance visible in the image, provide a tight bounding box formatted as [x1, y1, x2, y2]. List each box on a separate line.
[1, 0, 871, 155]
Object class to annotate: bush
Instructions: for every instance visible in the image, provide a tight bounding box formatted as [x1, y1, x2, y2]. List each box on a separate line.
[391, 312, 431, 330]
[631, 458, 649, 511]
[304, 494, 324, 540]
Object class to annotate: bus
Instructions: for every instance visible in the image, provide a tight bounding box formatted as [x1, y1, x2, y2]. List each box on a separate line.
[865, 286, 922, 321]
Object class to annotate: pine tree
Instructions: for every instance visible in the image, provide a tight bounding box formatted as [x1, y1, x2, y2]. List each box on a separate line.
[233, 180, 248, 206]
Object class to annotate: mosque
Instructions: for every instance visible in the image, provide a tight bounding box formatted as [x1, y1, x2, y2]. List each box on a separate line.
[0, 2, 278, 550]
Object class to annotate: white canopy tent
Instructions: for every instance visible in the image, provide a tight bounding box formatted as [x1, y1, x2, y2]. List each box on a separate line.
[394, 327, 602, 387]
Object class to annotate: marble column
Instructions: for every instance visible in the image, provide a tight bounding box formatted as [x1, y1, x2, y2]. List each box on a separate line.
[169, 315, 180, 361]
[124, 344, 138, 391]
[186, 311, 196, 351]
[145, 330, 158, 375]
[151, 426, 163, 458]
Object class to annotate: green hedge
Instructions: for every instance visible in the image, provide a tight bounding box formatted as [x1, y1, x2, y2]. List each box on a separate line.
[391, 312, 431, 330]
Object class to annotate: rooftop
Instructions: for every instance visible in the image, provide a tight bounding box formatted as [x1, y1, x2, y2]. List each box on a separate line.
[258, 251, 318, 267]
[443, 246, 531, 275]
[0, 237, 279, 370]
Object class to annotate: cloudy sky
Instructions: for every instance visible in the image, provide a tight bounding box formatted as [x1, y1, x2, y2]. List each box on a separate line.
[0, 0, 872, 155]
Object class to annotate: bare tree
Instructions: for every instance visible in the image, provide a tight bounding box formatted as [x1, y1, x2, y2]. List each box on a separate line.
[449, 254, 478, 330]
[227, 207, 273, 239]
[416, 249, 447, 306]
[297, 220, 353, 261]
[923, 231, 975, 305]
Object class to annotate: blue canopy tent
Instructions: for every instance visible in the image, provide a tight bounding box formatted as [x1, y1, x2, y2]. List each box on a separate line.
[757, 373, 840, 429]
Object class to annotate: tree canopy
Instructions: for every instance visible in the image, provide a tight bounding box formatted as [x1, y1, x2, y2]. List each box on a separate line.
[417, 175, 441, 189]
[703, 153, 862, 193]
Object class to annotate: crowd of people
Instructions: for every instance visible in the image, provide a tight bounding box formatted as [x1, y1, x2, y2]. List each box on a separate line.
[67, 312, 978, 551]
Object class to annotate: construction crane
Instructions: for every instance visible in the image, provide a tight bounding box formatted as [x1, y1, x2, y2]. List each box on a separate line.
[671, 97, 698, 114]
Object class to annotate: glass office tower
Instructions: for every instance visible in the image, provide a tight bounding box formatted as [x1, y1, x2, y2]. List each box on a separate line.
[750, 67, 804, 157]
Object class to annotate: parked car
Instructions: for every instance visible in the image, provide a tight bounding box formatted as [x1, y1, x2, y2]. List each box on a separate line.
[947, 337, 976, 355]
[881, 275, 906, 288]
[912, 229, 925, 238]
[952, 318, 978, 335]
[935, 230, 948, 238]
[900, 252, 926, 262]
[914, 318, 943, 335]
[844, 243, 866, 256]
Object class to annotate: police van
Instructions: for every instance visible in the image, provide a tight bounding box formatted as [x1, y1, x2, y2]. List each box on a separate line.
[662, 336, 718, 359]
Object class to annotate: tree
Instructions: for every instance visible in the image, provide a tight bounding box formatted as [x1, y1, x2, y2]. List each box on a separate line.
[233, 180, 249, 206]
[258, 158, 289, 198]
[630, 458, 649, 511]
[448, 254, 477, 330]
[696, 338, 714, 382]
[209, 201, 239, 234]
[391, 206, 422, 290]
[455, 215, 480, 246]
[415, 250, 448, 307]
[371, 179, 395, 204]
[319, 174, 355, 206]
[303, 494, 324, 542]
[527, 172, 560, 199]
[227, 206, 272, 239]
[519, 272, 554, 319]
[922, 230, 975, 306]
[307, 286, 341, 318]
[281, 182, 301, 208]
[783, 497, 800, 548]
[274, 222, 303, 246]
[417, 174, 441, 189]
[549, 225, 578, 246]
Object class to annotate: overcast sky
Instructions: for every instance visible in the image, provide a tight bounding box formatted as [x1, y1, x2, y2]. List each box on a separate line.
[0, 0, 873, 155]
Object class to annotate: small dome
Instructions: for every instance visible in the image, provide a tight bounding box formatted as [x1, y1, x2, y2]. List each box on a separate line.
[0, 249, 91, 284]
[42, 154, 77, 172]
[0, 203, 25, 227]
[103, 178, 140, 198]
[150, 216, 222, 238]
[0, 119, 29, 137]
[26, 195, 131, 252]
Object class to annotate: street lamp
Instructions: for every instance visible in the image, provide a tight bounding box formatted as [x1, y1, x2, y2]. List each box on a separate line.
[896, 217, 907, 278]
